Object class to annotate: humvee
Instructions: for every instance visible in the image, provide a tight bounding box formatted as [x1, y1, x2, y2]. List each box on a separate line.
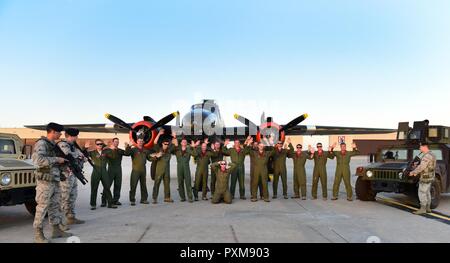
[0, 133, 37, 215]
[355, 120, 449, 208]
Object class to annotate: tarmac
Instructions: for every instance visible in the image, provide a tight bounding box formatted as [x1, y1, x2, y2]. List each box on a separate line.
[1, 156, 449, 243]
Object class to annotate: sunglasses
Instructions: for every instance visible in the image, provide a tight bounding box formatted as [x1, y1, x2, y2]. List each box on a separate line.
[317, 146, 323, 148]
[297, 146, 302, 149]
[96, 143, 103, 146]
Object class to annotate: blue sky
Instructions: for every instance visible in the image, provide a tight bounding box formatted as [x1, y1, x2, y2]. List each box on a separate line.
[0, 0, 449, 128]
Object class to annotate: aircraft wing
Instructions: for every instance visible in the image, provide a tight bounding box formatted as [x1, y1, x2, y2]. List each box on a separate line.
[284, 125, 396, 136]
[25, 124, 133, 134]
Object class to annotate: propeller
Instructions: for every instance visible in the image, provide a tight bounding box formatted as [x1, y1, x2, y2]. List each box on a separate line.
[149, 111, 179, 131]
[233, 112, 309, 142]
[234, 113, 258, 130]
[104, 113, 133, 130]
[143, 116, 156, 123]
[105, 111, 179, 132]
[280, 113, 308, 132]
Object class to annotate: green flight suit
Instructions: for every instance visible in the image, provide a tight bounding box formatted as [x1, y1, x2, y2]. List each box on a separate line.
[221, 146, 247, 198]
[329, 148, 360, 199]
[211, 162, 237, 204]
[125, 146, 152, 203]
[271, 147, 290, 198]
[150, 145, 174, 201]
[192, 148, 217, 199]
[287, 146, 311, 198]
[172, 146, 194, 201]
[311, 151, 334, 199]
[249, 148, 265, 199]
[103, 148, 126, 204]
[246, 146, 273, 201]
[88, 150, 113, 207]
[210, 148, 224, 195]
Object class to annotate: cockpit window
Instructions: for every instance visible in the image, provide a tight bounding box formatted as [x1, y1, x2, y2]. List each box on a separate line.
[0, 139, 16, 155]
[381, 149, 408, 161]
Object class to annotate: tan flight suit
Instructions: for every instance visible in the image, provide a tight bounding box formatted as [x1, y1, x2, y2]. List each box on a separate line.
[329, 148, 360, 199]
[311, 150, 334, 199]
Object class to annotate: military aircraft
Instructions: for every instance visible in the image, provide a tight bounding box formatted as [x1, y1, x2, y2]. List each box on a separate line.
[26, 99, 395, 148]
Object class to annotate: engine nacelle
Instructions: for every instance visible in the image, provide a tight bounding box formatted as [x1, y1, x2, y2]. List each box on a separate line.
[129, 120, 157, 149]
[256, 122, 285, 145]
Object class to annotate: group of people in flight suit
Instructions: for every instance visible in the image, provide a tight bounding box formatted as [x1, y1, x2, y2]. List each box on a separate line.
[31, 122, 360, 243]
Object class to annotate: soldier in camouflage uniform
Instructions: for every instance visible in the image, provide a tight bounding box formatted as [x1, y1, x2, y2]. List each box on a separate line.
[58, 128, 85, 225]
[211, 161, 237, 204]
[409, 142, 437, 214]
[32, 123, 72, 243]
[329, 142, 360, 201]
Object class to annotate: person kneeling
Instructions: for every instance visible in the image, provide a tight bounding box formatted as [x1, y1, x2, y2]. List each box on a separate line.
[211, 161, 236, 204]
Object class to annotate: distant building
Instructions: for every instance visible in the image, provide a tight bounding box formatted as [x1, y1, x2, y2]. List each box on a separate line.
[0, 128, 397, 154]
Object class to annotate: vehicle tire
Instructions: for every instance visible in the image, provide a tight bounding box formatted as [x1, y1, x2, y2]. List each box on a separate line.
[25, 200, 37, 216]
[355, 177, 376, 201]
[430, 177, 441, 209]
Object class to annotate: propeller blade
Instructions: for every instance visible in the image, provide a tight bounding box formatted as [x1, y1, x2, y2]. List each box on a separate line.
[105, 113, 133, 130]
[280, 113, 309, 132]
[143, 116, 156, 123]
[149, 111, 179, 131]
[234, 113, 259, 129]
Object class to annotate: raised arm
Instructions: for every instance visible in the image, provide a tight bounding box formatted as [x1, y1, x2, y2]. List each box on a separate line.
[210, 161, 221, 173]
[221, 139, 231, 155]
[124, 142, 133, 156]
[227, 162, 237, 173]
[350, 142, 360, 156]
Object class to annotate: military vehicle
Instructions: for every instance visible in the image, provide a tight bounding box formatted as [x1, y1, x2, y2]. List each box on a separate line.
[355, 120, 450, 208]
[0, 133, 37, 215]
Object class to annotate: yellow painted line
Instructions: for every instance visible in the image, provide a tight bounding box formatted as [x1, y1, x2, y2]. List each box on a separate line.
[377, 197, 450, 221]
[376, 197, 418, 211]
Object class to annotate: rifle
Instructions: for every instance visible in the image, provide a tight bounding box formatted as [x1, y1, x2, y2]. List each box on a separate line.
[73, 141, 95, 168]
[404, 154, 422, 177]
[54, 143, 89, 185]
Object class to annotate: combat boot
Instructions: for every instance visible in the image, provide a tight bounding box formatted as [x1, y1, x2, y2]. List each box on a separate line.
[34, 228, 50, 243]
[51, 224, 73, 239]
[67, 216, 85, 225]
[413, 206, 427, 215]
[426, 204, 432, 213]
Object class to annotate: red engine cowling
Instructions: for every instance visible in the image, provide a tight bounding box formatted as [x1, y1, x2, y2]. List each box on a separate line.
[255, 122, 285, 144]
[129, 121, 157, 149]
